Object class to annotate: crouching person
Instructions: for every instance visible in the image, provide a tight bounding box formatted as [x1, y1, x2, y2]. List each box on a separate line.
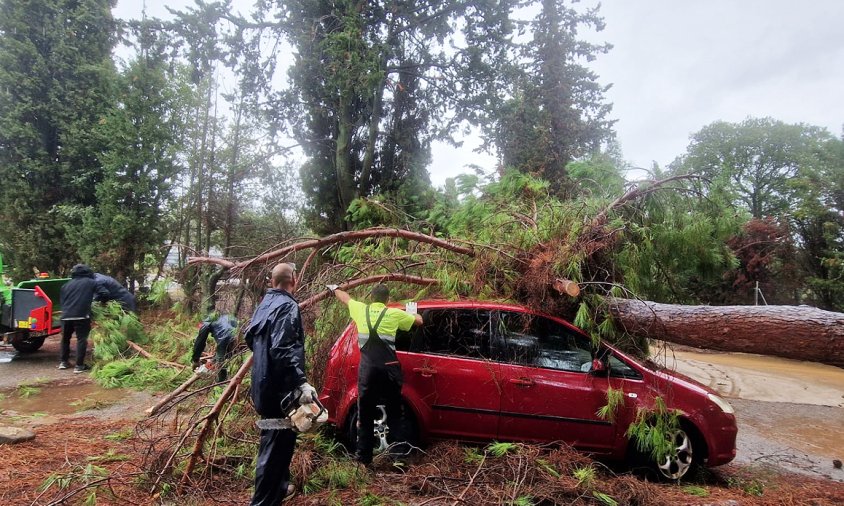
[191, 312, 237, 382]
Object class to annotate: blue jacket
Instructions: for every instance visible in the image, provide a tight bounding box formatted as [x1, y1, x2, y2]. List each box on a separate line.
[94, 273, 136, 312]
[245, 289, 306, 418]
[60, 264, 104, 319]
[199, 314, 237, 345]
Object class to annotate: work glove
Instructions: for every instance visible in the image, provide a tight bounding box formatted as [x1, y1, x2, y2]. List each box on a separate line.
[326, 284, 339, 293]
[296, 382, 318, 405]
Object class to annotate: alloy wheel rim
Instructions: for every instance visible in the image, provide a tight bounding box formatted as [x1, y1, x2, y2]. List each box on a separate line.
[657, 429, 693, 480]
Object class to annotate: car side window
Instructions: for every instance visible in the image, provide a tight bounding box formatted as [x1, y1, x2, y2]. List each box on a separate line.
[592, 347, 642, 379]
[398, 309, 491, 359]
[496, 311, 593, 373]
[607, 353, 641, 379]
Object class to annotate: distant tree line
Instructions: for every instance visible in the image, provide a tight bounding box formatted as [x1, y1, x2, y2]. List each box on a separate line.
[0, 0, 840, 311]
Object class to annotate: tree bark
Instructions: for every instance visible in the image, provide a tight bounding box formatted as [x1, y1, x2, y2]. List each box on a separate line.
[608, 298, 844, 368]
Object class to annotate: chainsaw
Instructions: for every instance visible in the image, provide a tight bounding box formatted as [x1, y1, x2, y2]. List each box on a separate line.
[256, 389, 329, 433]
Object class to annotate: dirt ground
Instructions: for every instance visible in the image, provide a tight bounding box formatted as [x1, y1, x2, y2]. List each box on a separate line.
[2, 338, 844, 505]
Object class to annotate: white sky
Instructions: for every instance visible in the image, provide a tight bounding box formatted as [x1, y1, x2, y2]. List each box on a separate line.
[114, 1, 844, 186]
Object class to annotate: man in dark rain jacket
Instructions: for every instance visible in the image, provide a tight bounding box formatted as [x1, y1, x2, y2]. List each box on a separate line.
[93, 273, 137, 312]
[59, 264, 106, 373]
[245, 262, 316, 505]
[191, 312, 237, 381]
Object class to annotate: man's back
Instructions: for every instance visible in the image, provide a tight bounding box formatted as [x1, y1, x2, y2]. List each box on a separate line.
[61, 265, 97, 319]
[94, 273, 136, 311]
[246, 289, 306, 418]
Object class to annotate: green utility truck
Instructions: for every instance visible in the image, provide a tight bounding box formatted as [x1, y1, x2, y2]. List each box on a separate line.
[0, 253, 69, 352]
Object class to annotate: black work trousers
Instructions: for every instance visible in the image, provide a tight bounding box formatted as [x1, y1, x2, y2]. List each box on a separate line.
[191, 334, 234, 382]
[250, 427, 297, 506]
[356, 362, 408, 464]
[60, 319, 91, 366]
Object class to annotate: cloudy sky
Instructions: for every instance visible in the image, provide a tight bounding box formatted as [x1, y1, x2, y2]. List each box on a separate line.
[114, 1, 844, 185]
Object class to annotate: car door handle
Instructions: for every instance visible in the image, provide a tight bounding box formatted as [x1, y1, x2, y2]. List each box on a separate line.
[509, 377, 534, 387]
[412, 367, 437, 377]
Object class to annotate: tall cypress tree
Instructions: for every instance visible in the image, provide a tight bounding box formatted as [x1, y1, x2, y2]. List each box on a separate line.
[493, 0, 615, 196]
[0, 0, 117, 279]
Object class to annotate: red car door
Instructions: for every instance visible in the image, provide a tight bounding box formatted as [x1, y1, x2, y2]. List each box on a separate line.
[494, 310, 617, 453]
[398, 308, 502, 440]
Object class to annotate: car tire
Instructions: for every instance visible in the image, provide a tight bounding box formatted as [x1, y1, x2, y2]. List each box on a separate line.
[342, 402, 419, 457]
[342, 405, 360, 453]
[628, 424, 698, 482]
[12, 335, 45, 353]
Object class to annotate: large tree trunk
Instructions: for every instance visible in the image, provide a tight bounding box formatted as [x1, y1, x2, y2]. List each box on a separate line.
[609, 299, 844, 368]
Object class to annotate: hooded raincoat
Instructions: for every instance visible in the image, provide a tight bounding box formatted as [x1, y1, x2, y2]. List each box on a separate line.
[245, 288, 307, 418]
[94, 273, 136, 312]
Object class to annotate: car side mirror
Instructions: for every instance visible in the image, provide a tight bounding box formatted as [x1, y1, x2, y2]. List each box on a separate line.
[589, 358, 607, 375]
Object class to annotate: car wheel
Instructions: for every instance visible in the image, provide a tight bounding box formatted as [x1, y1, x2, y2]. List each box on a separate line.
[656, 428, 694, 480]
[342, 405, 360, 453]
[342, 403, 418, 457]
[629, 426, 696, 481]
[12, 335, 45, 353]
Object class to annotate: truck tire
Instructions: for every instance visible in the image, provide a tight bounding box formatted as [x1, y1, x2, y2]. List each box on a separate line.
[12, 335, 45, 353]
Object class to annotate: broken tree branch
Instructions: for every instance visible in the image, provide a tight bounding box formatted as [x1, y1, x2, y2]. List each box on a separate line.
[126, 340, 185, 370]
[187, 227, 475, 271]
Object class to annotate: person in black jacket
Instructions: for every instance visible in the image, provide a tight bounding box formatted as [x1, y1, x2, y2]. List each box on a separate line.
[93, 273, 136, 312]
[191, 312, 237, 381]
[245, 262, 315, 505]
[59, 264, 106, 373]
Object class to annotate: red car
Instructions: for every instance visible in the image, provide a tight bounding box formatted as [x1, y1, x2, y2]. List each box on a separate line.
[319, 300, 737, 480]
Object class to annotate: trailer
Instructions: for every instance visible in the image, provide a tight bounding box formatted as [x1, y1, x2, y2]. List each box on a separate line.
[1, 255, 69, 353]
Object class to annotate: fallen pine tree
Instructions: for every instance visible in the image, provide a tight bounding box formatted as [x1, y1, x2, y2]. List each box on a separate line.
[609, 298, 844, 368]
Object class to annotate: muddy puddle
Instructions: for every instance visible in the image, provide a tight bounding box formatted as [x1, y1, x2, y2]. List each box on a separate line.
[0, 381, 129, 419]
[652, 345, 844, 407]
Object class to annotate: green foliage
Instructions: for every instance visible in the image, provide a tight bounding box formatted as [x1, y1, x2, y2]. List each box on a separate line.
[592, 491, 619, 506]
[536, 458, 560, 478]
[309, 431, 345, 457]
[682, 485, 710, 497]
[92, 357, 185, 392]
[615, 190, 742, 304]
[727, 475, 765, 496]
[673, 118, 843, 309]
[68, 50, 181, 285]
[358, 493, 387, 506]
[39, 463, 108, 497]
[464, 447, 485, 465]
[511, 496, 535, 506]
[90, 302, 144, 362]
[0, 0, 118, 279]
[87, 449, 130, 463]
[303, 461, 366, 495]
[596, 387, 624, 424]
[491, 3, 614, 195]
[143, 278, 173, 307]
[626, 397, 682, 464]
[486, 441, 518, 458]
[573, 465, 596, 488]
[17, 384, 41, 399]
[104, 428, 134, 441]
[677, 117, 832, 219]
